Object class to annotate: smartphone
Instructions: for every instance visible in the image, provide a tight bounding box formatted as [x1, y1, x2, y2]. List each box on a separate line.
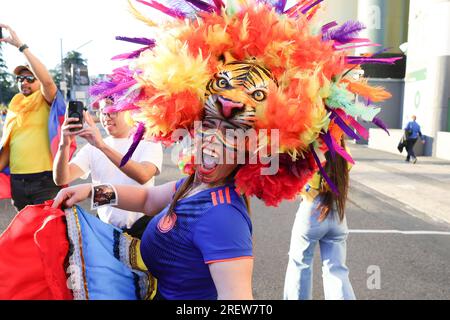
[67, 100, 85, 132]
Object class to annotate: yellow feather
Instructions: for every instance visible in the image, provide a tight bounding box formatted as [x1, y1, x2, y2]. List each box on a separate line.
[124, 110, 134, 127]
[133, 39, 210, 97]
[127, 0, 157, 27]
[240, 13, 249, 41]
[206, 25, 232, 47]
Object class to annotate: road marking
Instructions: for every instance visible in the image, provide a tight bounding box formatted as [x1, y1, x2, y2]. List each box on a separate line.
[349, 229, 450, 236]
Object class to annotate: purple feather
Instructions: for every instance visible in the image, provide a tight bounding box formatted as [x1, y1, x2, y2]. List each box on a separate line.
[273, 0, 287, 13]
[301, 0, 324, 14]
[329, 110, 361, 141]
[89, 66, 138, 102]
[310, 146, 339, 195]
[321, 132, 336, 159]
[184, 0, 215, 12]
[89, 81, 117, 97]
[372, 117, 390, 136]
[212, 0, 224, 12]
[120, 123, 147, 168]
[99, 80, 138, 99]
[334, 108, 369, 140]
[331, 138, 355, 164]
[111, 47, 151, 60]
[323, 20, 366, 43]
[115, 37, 156, 46]
[346, 56, 403, 65]
[321, 21, 338, 34]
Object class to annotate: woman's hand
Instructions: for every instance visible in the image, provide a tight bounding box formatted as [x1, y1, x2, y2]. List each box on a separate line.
[52, 184, 92, 209]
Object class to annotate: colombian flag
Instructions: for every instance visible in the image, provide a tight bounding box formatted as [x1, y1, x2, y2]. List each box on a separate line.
[0, 203, 153, 300]
[0, 201, 73, 299]
[48, 91, 77, 159]
[0, 169, 11, 199]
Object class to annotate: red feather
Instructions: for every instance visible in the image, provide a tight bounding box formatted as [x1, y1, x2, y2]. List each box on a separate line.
[235, 153, 317, 207]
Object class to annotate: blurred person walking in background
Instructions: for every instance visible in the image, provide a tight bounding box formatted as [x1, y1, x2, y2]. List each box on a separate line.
[404, 115, 425, 164]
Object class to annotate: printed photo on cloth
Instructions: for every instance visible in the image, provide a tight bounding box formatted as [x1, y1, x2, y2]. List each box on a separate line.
[91, 184, 118, 210]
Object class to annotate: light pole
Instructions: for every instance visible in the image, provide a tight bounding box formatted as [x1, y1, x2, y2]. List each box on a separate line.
[60, 39, 92, 101]
[60, 39, 67, 100]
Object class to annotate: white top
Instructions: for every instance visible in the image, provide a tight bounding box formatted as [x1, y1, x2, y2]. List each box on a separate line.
[70, 136, 163, 228]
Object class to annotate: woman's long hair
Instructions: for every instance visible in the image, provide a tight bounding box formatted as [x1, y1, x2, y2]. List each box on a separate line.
[318, 138, 350, 222]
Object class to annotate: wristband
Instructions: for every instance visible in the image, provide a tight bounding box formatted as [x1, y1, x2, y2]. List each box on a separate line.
[91, 184, 118, 210]
[18, 44, 29, 52]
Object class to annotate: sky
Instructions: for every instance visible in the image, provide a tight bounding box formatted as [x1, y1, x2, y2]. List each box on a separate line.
[0, 0, 362, 78]
[1, 0, 166, 77]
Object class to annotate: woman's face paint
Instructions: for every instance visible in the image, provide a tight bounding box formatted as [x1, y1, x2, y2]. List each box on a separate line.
[195, 120, 241, 185]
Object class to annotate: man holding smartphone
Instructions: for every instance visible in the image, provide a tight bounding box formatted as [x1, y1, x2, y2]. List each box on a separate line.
[0, 24, 69, 211]
[53, 97, 163, 238]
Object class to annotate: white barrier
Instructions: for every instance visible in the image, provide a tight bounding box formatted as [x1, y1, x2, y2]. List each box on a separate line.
[368, 128, 424, 156]
[436, 132, 450, 160]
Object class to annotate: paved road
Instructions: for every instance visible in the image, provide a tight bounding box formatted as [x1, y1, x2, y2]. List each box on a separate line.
[1, 147, 449, 300]
[251, 179, 450, 300]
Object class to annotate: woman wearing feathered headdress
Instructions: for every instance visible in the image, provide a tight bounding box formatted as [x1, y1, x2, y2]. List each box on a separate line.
[1, 0, 396, 300]
[52, 0, 397, 299]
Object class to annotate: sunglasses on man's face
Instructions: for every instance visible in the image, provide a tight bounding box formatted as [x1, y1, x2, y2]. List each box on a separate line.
[16, 75, 36, 83]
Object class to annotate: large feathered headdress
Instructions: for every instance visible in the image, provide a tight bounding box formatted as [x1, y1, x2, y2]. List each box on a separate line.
[90, 0, 399, 206]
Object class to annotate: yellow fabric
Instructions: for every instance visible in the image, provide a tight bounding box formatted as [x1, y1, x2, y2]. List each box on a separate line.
[2, 91, 53, 174]
[301, 146, 353, 201]
[133, 243, 158, 300]
[123, 233, 158, 300]
[308, 172, 322, 190]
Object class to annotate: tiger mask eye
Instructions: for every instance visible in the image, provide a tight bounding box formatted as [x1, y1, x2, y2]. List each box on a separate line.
[251, 90, 266, 102]
[216, 78, 230, 89]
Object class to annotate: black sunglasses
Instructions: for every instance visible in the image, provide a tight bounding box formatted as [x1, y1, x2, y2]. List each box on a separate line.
[16, 75, 36, 83]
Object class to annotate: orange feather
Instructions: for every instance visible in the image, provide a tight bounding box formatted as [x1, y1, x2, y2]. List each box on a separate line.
[346, 81, 392, 102]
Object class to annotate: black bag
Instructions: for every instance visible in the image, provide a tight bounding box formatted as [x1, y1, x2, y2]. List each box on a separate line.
[397, 141, 404, 153]
[397, 135, 406, 153]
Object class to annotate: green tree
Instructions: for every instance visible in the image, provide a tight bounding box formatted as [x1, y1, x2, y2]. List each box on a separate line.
[49, 66, 64, 89]
[50, 50, 87, 93]
[0, 45, 18, 104]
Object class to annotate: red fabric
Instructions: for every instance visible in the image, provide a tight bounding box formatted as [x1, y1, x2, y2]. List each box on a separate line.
[0, 173, 11, 199]
[0, 201, 73, 300]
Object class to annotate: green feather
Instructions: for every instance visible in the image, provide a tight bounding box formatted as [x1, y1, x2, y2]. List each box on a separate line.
[325, 83, 381, 121]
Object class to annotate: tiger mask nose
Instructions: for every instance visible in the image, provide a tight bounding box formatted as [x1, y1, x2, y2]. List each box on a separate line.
[217, 96, 244, 119]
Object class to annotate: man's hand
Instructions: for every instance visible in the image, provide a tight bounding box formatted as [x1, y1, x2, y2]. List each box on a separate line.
[77, 111, 105, 149]
[1, 23, 57, 103]
[60, 117, 83, 147]
[0, 24, 23, 48]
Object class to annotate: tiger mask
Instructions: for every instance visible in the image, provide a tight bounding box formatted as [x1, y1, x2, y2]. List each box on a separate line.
[203, 53, 278, 133]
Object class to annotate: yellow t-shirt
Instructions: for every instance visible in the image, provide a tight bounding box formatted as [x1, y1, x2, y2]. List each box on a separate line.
[8, 94, 53, 174]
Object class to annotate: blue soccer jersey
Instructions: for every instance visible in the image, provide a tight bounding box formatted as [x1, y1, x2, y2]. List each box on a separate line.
[140, 179, 253, 300]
